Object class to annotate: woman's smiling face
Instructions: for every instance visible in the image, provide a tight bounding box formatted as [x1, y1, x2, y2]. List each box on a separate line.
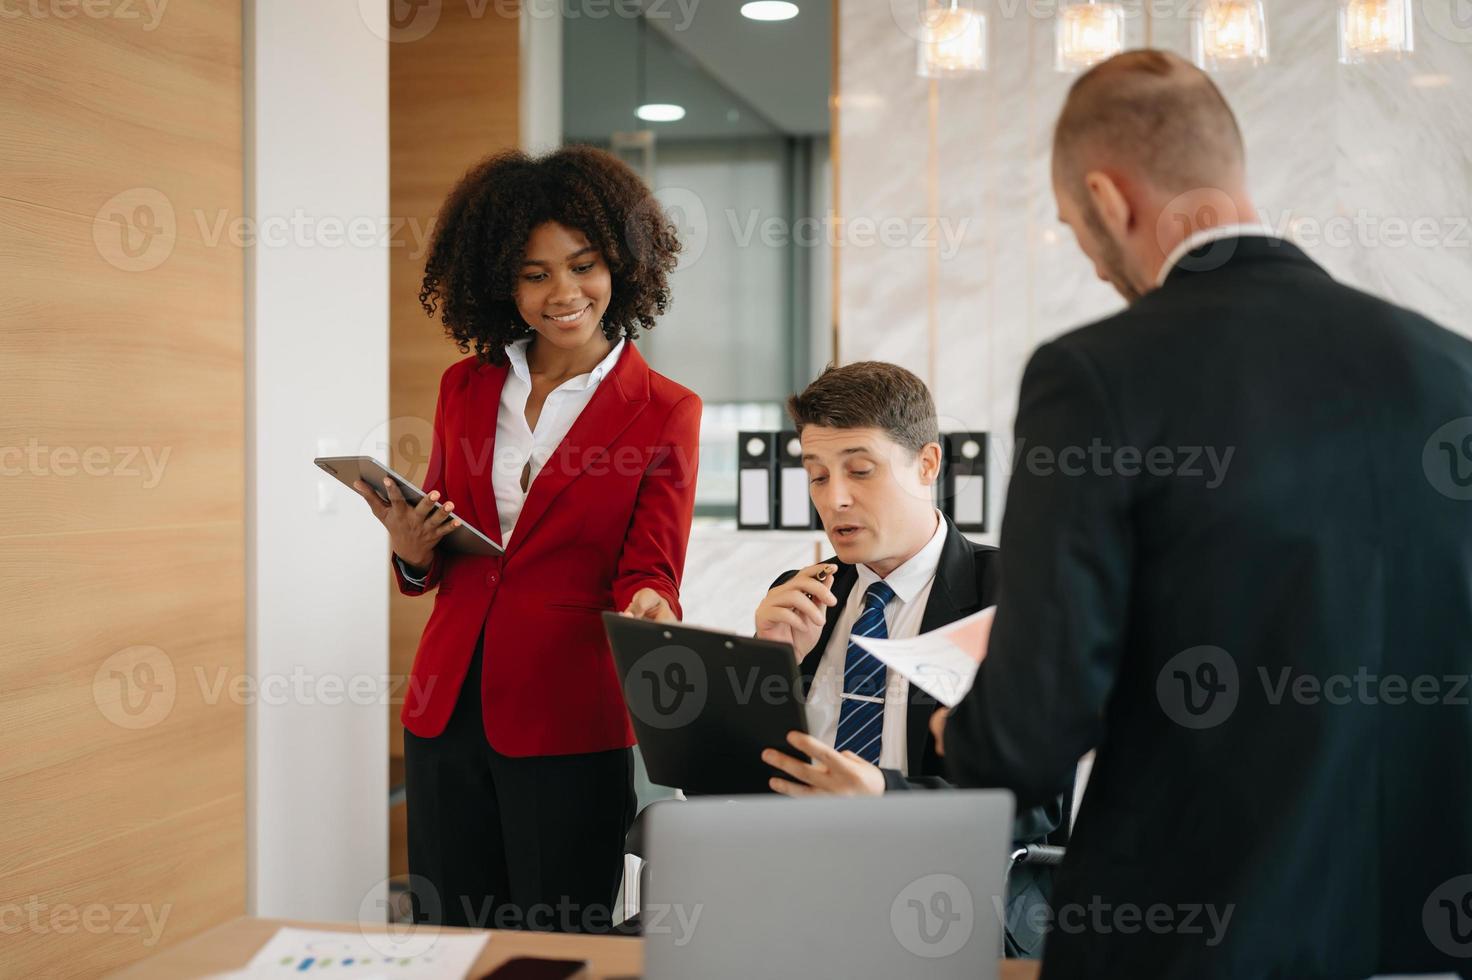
[514, 221, 614, 356]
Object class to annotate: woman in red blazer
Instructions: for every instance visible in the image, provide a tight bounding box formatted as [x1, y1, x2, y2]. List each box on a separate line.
[352, 147, 699, 933]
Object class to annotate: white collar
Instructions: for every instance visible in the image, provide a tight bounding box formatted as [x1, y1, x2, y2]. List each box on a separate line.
[505, 336, 626, 389]
[1156, 223, 1279, 287]
[855, 510, 948, 605]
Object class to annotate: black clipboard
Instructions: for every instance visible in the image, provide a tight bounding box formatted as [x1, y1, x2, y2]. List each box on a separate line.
[602, 613, 810, 796]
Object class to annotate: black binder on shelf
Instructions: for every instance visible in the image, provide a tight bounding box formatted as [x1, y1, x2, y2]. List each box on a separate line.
[776, 430, 818, 530]
[941, 432, 989, 532]
[737, 431, 777, 530]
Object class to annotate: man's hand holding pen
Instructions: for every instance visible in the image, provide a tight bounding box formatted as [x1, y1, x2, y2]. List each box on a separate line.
[755, 563, 840, 660]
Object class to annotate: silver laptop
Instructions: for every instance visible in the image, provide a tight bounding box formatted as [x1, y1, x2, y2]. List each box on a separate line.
[642, 791, 1015, 980]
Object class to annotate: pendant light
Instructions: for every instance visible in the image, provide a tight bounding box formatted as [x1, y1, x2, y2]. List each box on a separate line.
[917, 0, 988, 78]
[1055, 0, 1126, 73]
[1338, 0, 1414, 63]
[1191, 0, 1270, 70]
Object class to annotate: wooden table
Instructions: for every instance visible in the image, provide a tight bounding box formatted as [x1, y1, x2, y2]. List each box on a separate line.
[106, 916, 1043, 979]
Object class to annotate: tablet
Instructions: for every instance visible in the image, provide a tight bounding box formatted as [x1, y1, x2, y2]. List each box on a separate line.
[313, 455, 504, 557]
[602, 613, 809, 796]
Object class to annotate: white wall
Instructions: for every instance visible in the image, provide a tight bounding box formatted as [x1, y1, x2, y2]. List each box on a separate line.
[246, 0, 390, 919]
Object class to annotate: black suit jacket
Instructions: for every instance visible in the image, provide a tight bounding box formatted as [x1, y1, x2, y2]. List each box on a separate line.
[945, 236, 1472, 979]
[775, 515, 1068, 957]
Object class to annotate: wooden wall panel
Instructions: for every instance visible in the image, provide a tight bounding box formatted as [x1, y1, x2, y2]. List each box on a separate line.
[0, 204, 243, 536]
[387, 1, 520, 767]
[0, 5, 244, 977]
[0, 7, 240, 225]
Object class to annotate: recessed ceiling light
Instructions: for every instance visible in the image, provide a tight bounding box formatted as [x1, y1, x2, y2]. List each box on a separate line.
[636, 103, 686, 122]
[741, 2, 799, 22]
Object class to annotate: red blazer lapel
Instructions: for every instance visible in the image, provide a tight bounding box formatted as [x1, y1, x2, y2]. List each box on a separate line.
[464, 359, 510, 547]
[504, 342, 652, 559]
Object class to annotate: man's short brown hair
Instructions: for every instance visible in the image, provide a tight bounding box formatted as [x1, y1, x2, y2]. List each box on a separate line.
[787, 361, 939, 455]
[1053, 49, 1245, 196]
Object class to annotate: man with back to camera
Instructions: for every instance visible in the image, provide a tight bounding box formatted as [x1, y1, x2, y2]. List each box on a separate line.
[938, 50, 1472, 978]
[750, 360, 1068, 958]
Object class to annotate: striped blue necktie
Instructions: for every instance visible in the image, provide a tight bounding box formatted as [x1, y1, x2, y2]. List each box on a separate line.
[835, 580, 897, 765]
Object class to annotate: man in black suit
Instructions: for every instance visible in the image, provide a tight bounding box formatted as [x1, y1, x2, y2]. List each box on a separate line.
[941, 50, 1472, 978]
[753, 360, 1066, 958]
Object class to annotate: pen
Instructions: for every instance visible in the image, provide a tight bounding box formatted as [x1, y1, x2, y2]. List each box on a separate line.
[803, 566, 829, 604]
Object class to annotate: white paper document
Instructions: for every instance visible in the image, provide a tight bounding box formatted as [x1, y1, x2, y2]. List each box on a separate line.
[232, 926, 488, 979]
[850, 606, 996, 708]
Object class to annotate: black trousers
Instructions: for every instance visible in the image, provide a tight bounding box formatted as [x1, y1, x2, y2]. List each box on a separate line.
[403, 634, 635, 933]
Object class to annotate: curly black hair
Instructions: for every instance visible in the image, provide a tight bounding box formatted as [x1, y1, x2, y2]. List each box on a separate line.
[418, 145, 682, 366]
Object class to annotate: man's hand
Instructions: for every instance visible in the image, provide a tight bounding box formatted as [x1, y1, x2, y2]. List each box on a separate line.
[755, 563, 839, 661]
[929, 707, 950, 757]
[624, 588, 678, 622]
[763, 731, 885, 797]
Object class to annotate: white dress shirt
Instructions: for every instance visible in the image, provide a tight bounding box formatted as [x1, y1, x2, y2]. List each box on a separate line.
[1156, 222, 1278, 287]
[398, 337, 624, 584]
[806, 511, 948, 775]
[494, 336, 625, 545]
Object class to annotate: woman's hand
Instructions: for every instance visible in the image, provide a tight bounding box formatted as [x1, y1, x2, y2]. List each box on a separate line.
[624, 588, 678, 623]
[351, 476, 460, 571]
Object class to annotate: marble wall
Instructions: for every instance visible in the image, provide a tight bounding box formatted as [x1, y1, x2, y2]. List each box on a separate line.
[835, 0, 1472, 543]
